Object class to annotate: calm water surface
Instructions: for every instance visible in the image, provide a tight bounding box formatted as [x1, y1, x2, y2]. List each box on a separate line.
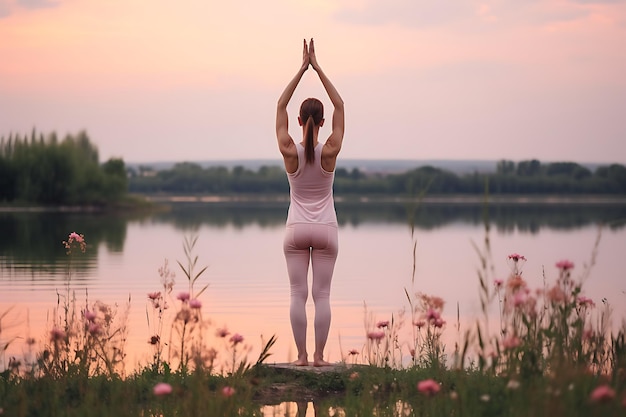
[1, 201, 625, 371]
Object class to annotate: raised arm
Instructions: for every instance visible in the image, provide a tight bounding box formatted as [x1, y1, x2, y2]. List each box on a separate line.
[309, 39, 345, 162]
[276, 39, 309, 167]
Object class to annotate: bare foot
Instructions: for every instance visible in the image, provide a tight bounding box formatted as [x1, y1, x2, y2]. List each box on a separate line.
[313, 359, 332, 367]
[293, 355, 309, 366]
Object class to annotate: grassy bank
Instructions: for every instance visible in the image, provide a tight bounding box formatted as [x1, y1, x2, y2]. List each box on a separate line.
[2, 360, 625, 416]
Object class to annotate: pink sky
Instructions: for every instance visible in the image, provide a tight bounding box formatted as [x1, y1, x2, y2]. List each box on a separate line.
[1, 0, 625, 164]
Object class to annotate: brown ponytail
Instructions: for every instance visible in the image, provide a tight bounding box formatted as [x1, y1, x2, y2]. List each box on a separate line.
[304, 115, 315, 164]
[299, 98, 324, 165]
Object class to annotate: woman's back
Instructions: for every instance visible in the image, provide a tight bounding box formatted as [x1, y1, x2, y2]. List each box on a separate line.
[286, 143, 337, 226]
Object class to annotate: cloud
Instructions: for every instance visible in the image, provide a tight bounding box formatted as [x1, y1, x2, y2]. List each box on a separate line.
[333, 0, 623, 30]
[0, 0, 60, 18]
[334, 0, 476, 28]
[570, 0, 626, 3]
[0, 1, 12, 18]
[0, 1, 11, 19]
[513, 3, 588, 26]
[17, 0, 59, 9]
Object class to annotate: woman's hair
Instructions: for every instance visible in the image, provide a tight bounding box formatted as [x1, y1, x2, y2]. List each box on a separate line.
[299, 98, 324, 164]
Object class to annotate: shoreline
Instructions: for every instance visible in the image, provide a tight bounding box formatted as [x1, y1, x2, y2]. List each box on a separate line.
[143, 193, 626, 205]
[2, 194, 626, 212]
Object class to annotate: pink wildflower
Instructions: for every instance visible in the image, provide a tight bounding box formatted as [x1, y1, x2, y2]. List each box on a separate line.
[189, 299, 202, 309]
[417, 379, 441, 396]
[153, 382, 173, 396]
[508, 253, 526, 262]
[84, 310, 97, 322]
[577, 296, 595, 308]
[176, 292, 190, 302]
[426, 308, 440, 321]
[69, 232, 84, 243]
[63, 232, 87, 253]
[502, 335, 521, 350]
[230, 333, 244, 345]
[376, 320, 389, 328]
[589, 384, 615, 403]
[216, 328, 230, 338]
[222, 386, 236, 397]
[147, 292, 161, 300]
[50, 327, 66, 342]
[367, 329, 385, 341]
[409, 348, 416, 357]
[494, 279, 504, 287]
[556, 259, 574, 271]
[88, 323, 102, 336]
[433, 317, 445, 328]
[513, 291, 528, 307]
[414, 319, 426, 328]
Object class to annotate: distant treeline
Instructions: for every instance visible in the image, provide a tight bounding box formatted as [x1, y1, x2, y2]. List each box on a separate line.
[129, 159, 626, 195]
[2, 128, 624, 205]
[0, 130, 127, 205]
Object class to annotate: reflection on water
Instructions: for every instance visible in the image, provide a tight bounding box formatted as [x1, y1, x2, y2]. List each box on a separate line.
[261, 401, 316, 417]
[0, 210, 128, 278]
[150, 199, 626, 231]
[260, 399, 411, 417]
[1, 201, 624, 278]
[1, 200, 625, 373]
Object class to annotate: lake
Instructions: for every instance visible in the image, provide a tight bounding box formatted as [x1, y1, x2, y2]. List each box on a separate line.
[1, 199, 625, 372]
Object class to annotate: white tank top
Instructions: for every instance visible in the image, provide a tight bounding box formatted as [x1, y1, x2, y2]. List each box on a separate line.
[285, 142, 338, 226]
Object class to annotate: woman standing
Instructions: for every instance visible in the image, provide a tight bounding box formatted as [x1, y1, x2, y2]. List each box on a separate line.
[276, 39, 345, 366]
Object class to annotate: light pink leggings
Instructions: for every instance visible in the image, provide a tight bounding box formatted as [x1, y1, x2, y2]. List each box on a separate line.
[283, 223, 338, 361]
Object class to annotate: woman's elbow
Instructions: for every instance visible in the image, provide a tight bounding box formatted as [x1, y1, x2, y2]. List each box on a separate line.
[277, 98, 289, 110]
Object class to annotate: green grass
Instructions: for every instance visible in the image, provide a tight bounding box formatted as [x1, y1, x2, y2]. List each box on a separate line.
[2, 362, 624, 416]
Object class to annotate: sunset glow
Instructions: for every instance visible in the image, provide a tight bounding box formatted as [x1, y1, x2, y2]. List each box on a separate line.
[1, 0, 625, 163]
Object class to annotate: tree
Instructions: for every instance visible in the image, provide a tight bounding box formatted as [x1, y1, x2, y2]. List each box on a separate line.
[102, 158, 128, 200]
[0, 130, 129, 205]
[545, 162, 591, 179]
[516, 159, 542, 176]
[496, 159, 516, 175]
